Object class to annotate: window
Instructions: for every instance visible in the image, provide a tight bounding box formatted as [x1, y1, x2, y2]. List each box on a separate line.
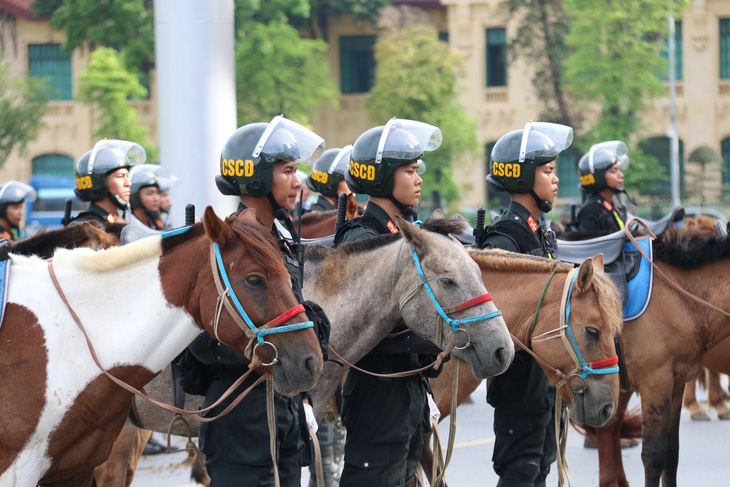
[340, 36, 376, 94]
[659, 20, 682, 81]
[638, 137, 685, 197]
[722, 137, 730, 193]
[722, 19, 730, 79]
[557, 148, 580, 198]
[32, 154, 75, 177]
[486, 28, 507, 87]
[28, 44, 72, 100]
[438, 32, 449, 43]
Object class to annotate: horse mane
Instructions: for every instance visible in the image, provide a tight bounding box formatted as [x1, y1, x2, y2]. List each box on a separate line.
[469, 248, 623, 334]
[654, 218, 730, 268]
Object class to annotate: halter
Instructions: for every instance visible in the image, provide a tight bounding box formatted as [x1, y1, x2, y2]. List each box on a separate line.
[408, 245, 501, 349]
[162, 226, 313, 365]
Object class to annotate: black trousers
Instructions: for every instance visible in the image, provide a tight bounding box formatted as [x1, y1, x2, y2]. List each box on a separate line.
[487, 351, 557, 473]
[199, 371, 307, 487]
[339, 367, 429, 487]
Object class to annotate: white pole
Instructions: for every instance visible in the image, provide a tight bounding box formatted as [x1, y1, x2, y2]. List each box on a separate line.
[154, 0, 238, 226]
[668, 14, 680, 208]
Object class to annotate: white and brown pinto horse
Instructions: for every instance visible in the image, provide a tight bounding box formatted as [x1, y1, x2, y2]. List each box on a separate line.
[0, 207, 323, 487]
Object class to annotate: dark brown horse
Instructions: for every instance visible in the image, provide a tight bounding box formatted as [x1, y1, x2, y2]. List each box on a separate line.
[11, 222, 121, 259]
[0, 207, 322, 487]
[584, 222, 730, 487]
[294, 193, 360, 239]
[421, 248, 624, 485]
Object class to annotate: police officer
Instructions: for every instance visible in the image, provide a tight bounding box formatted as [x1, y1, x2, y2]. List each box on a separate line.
[0, 181, 37, 241]
[127, 164, 165, 230]
[573, 141, 630, 233]
[305, 146, 352, 213]
[181, 115, 330, 487]
[156, 173, 177, 229]
[478, 121, 573, 487]
[72, 139, 145, 225]
[333, 118, 443, 486]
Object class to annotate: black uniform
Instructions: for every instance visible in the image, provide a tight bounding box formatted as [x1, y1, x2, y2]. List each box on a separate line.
[573, 193, 626, 233]
[333, 202, 440, 487]
[183, 203, 323, 487]
[479, 201, 558, 487]
[70, 202, 117, 225]
[309, 195, 336, 213]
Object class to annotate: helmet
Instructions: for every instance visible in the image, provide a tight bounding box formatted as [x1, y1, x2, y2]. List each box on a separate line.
[578, 141, 629, 193]
[75, 139, 145, 207]
[487, 122, 573, 194]
[216, 115, 325, 198]
[0, 181, 36, 220]
[346, 118, 442, 197]
[306, 146, 352, 197]
[128, 165, 161, 209]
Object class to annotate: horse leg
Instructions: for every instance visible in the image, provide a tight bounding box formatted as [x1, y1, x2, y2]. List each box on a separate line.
[640, 379, 682, 487]
[683, 373, 710, 421]
[92, 425, 151, 487]
[706, 370, 730, 419]
[595, 390, 631, 487]
[420, 432, 435, 486]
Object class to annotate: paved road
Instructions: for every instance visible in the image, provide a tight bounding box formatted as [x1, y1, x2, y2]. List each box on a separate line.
[132, 381, 730, 486]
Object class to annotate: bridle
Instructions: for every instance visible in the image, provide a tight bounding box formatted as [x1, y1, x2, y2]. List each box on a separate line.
[400, 244, 503, 349]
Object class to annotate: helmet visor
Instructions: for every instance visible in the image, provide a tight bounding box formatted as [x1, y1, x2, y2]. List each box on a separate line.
[88, 139, 146, 175]
[253, 115, 325, 166]
[589, 141, 629, 172]
[129, 165, 160, 187]
[0, 181, 37, 204]
[518, 122, 573, 163]
[328, 145, 353, 174]
[375, 118, 443, 164]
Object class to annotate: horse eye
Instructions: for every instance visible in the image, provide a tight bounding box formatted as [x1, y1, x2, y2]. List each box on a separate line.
[440, 277, 456, 287]
[585, 326, 600, 338]
[246, 275, 263, 286]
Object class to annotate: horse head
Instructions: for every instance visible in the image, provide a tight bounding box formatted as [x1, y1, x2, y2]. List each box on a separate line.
[163, 207, 323, 394]
[530, 256, 622, 428]
[396, 218, 514, 379]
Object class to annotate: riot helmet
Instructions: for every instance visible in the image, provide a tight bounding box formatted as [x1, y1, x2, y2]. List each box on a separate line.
[306, 145, 353, 197]
[346, 118, 441, 200]
[216, 115, 325, 199]
[487, 121, 573, 212]
[75, 139, 145, 209]
[0, 181, 36, 223]
[578, 141, 629, 193]
[128, 165, 161, 210]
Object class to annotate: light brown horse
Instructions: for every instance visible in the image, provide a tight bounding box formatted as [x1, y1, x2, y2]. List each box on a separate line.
[421, 248, 624, 484]
[584, 222, 730, 487]
[0, 207, 323, 487]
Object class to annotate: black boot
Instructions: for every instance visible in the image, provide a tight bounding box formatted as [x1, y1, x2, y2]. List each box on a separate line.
[495, 456, 541, 487]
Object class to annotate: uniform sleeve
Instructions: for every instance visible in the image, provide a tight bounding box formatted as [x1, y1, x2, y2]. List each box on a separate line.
[480, 233, 520, 253]
[337, 226, 380, 244]
[575, 205, 604, 232]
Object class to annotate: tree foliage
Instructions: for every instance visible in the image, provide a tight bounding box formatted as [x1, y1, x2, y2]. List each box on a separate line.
[0, 58, 48, 167]
[235, 21, 338, 125]
[367, 24, 479, 207]
[77, 47, 156, 158]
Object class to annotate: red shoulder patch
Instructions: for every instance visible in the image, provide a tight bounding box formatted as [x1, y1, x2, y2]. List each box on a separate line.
[387, 220, 399, 234]
[602, 200, 613, 212]
[527, 215, 538, 233]
[106, 213, 116, 224]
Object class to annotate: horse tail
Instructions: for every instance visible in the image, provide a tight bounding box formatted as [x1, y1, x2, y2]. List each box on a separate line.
[697, 368, 708, 391]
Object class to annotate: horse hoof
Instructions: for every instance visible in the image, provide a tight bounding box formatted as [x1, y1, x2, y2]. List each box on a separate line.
[717, 410, 730, 420]
[620, 439, 640, 449]
[690, 410, 711, 421]
[583, 436, 598, 449]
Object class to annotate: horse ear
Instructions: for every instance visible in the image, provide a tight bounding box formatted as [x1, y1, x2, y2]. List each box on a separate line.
[346, 193, 359, 220]
[203, 206, 232, 244]
[591, 253, 604, 272]
[396, 216, 427, 253]
[430, 208, 444, 219]
[577, 257, 595, 292]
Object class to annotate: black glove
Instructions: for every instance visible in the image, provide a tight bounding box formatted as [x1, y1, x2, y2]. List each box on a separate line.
[303, 300, 331, 361]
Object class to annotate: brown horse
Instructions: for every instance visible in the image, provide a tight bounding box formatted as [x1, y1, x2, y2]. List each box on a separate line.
[0, 207, 322, 487]
[421, 248, 624, 484]
[10, 221, 121, 259]
[584, 222, 730, 487]
[294, 193, 361, 239]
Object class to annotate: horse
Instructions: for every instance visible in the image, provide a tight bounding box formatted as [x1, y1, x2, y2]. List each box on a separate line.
[9, 221, 121, 259]
[0, 207, 323, 487]
[584, 222, 730, 487]
[420, 248, 624, 485]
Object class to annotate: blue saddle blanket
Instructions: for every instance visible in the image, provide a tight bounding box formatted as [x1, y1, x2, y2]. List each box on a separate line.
[0, 260, 10, 331]
[623, 237, 652, 321]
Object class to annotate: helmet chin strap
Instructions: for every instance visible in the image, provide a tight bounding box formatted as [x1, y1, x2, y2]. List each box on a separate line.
[110, 194, 128, 210]
[387, 194, 417, 223]
[143, 207, 164, 229]
[530, 190, 552, 213]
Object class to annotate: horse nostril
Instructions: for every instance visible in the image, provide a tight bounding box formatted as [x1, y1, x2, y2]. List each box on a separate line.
[303, 354, 319, 377]
[493, 347, 507, 368]
[601, 404, 614, 424]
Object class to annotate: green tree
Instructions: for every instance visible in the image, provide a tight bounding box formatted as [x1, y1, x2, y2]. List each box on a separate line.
[0, 58, 48, 166]
[303, 0, 390, 41]
[77, 47, 155, 158]
[235, 21, 338, 125]
[367, 24, 479, 208]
